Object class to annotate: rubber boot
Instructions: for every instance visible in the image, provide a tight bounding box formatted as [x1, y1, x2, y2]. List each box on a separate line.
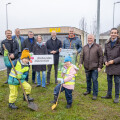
[23, 94, 34, 102]
[50, 95, 57, 104]
[66, 104, 72, 109]
[9, 103, 18, 109]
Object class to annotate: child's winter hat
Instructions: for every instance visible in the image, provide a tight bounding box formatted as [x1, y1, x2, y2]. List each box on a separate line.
[64, 56, 72, 63]
[21, 48, 30, 60]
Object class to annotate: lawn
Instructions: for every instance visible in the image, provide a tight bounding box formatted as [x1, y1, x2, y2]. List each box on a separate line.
[0, 65, 120, 120]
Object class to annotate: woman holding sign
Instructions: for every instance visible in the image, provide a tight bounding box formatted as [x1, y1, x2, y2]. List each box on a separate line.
[33, 35, 48, 88]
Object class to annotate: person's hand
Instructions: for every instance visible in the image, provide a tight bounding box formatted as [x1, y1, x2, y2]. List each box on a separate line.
[16, 75, 22, 79]
[4, 49, 8, 56]
[52, 51, 57, 54]
[59, 48, 62, 52]
[50, 51, 54, 54]
[79, 64, 82, 68]
[60, 79, 64, 84]
[10, 54, 15, 59]
[108, 60, 114, 65]
[105, 62, 109, 66]
[98, 68, 101, 72]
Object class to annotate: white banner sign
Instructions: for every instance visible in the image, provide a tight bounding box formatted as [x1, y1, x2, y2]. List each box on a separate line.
[29, 55, 54, 65]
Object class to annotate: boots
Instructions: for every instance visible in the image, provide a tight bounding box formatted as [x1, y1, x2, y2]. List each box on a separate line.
[66, 104, 72, 109]
[9, 103, 18, 109]
[101, 94, 112, 99]
[23, 94, 34, 102]
[83, 91, 91, 96]
[51, 95, 57, 104]
[114, 98, 119, 103]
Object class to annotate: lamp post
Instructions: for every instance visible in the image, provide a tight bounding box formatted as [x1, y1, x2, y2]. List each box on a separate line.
[6, 2, 11, 30]
[96, 0, 100, 44]
[113, 1, 120, 27]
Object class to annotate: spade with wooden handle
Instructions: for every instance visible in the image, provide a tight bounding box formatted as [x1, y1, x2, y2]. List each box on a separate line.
[3, 44, 38, 111]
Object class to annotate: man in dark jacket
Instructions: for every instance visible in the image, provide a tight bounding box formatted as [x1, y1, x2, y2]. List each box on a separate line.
[79, 34, 103, 100]
[22, 31, 36, 83]
[12, 28, 24, 57]
[63, 27, 82, 54]
[1, 30, 19, 84]
[46, 31, 62, 84]
[101, 28, 120, 103]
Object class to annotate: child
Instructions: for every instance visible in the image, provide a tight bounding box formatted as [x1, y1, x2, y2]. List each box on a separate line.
[51, 56, 78, 109]
[4, 48, 34, 109]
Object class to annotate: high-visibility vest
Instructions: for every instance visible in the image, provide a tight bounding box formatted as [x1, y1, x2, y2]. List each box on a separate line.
[9, 60, 29, 78]
[64, 66, 75, 85]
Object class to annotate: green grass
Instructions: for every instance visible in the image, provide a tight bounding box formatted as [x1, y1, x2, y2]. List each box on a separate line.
[0, 66, 120, 120]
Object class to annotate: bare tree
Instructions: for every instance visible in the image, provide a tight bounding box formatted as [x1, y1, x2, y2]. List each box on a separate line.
[79, 17, 87, 45]
[90, 16, 97, 36]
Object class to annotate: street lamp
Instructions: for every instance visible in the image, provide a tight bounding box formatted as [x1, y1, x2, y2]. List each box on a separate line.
[96, 0, 100, 44]
[6, 2, 11, 30]
[113, 1, 120, 27]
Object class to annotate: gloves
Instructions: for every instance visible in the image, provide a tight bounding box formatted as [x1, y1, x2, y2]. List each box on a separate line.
[4, 50, 8, 56]
[16, 75, 22, 79]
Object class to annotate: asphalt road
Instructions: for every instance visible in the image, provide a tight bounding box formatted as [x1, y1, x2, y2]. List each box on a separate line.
[0, 55, 6, 71]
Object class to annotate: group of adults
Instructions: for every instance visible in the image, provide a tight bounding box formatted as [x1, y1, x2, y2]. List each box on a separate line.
[1, 27, 120, 103]
[1, 27, 82, 87]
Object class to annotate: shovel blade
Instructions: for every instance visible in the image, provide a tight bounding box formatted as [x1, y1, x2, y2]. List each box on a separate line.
[51, 103, 57, 110]
[28, 102, 38, 111]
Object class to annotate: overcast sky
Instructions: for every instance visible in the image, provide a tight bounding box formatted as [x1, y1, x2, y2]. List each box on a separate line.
[0, 0, 120, 39]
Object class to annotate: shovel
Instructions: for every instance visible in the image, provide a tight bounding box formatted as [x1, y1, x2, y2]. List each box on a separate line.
[51, 84, 62, 110]
[3, 44, 38, 111]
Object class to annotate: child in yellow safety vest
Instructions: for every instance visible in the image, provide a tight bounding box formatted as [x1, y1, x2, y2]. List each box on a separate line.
[51, 56, 79, 109]
[4, 48, 34, 109]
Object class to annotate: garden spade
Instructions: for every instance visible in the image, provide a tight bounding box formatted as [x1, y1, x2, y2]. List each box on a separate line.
[51, 84, 62, 110]
[3, 44, 38, 111]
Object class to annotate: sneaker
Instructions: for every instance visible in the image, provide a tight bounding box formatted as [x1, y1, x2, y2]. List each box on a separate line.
[114, 98, 119, 103]
[83, 91, 91, 96]
[36, 85, 41, 87]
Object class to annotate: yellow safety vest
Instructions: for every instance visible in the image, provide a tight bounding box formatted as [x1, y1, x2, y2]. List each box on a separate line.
[9, 60, 29, 78]
[64, 66, 75, 85]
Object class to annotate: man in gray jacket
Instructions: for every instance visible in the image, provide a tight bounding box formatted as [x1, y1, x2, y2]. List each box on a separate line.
[62, 27, 82, 53]
[79, 34, 103, 100]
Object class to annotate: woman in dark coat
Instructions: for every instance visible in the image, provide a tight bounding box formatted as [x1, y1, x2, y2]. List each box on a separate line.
[33, 35, 47, 87]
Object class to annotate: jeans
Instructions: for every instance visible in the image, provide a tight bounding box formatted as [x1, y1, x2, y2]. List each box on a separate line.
[25, 66, 36, 82]
[37, 71, 46, 87]
[54, 84, 73, 105]
[47, 64, 58, 84]
[107, 74, 120, 98]
[85, 69, 98, 96]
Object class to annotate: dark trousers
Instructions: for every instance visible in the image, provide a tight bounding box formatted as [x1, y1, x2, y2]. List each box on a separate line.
[47, 64, 58, 84]
[85, 69, 98, 96]
[107, 74, 120, 98]
[7, 67, 11, 80]
[25, 66, 36, 82]
[54, 84, 73, 105]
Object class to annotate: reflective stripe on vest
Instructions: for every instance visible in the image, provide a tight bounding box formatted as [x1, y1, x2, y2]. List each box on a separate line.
[9, 60, 29, 78]
[64, 66, 75, 85]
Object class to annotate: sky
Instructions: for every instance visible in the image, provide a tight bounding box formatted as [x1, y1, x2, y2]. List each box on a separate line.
[0, 0, 120, 40]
